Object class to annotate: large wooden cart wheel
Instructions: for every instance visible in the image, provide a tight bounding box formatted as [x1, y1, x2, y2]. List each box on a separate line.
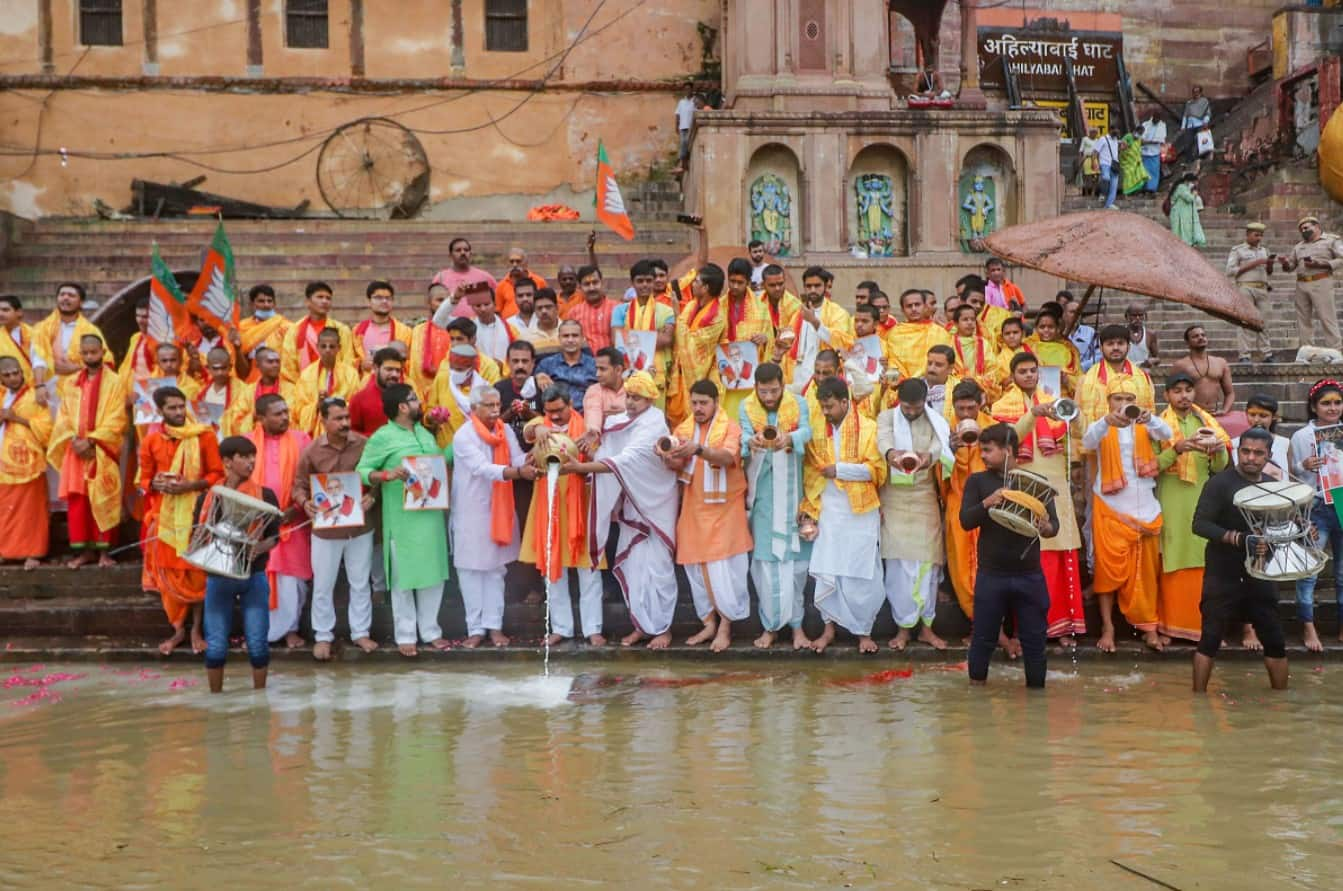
[316, 117, 430, 219]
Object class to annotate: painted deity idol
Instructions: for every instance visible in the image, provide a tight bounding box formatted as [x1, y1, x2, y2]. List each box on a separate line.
[854, 173, 896, 257]
[959, 174, 996, 251]
[749, 174, 793, 257]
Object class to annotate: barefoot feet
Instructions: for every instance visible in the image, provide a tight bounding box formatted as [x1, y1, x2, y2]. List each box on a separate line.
[462, 634, 485, 649]
[398, 643, 418, 657]
[812, 623, 836, 653]
[67, 551, 95, 569]
[857, 635, 878, 654]
[1303, 623, 1324, 653]
[647, 632, 672, 650]
[313, 641, 332, 661]
[709, 622, 732, 653]
[22, 558, 39, 571]
[686, 617, 718, 646]
[1096, 628, 1116, 653]
[791, 628, 814, 651]
[1142, 630, 1164, 652]
[285, 632, 306, 649]
[587, 634, 607, 647]
[352, 637, 379, 653]
[621, 629, 646, 647]
[889, 628, 911, 651]
[158, 626, 187, 656]
[917, 626, 947, 650]
[753, 630, 776, 650]
[489, 630, 510, 648]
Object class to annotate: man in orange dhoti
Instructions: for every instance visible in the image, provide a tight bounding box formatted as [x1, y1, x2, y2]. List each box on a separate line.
[237, 284, 292, 384]
[137, 387, 224, 654]
[280, 281, 355, 385]
[660, 379, 753, 652]
[48, 335, 128, 567]
[1081, 377, 1173, 652]
[0, 356, 53, 568]
[521, 386, 605, 646]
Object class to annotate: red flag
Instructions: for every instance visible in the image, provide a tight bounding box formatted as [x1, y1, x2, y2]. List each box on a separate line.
[595, 140, 635, 241]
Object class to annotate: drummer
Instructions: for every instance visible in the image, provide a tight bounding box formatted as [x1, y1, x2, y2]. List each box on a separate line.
[1191, 428, 1289, 691]
[960, 423, 1058, 687]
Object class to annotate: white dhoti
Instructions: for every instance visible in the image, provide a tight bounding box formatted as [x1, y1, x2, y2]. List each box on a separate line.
[457, 567, 506, 637]
[612, 522, 679, 636]
[268, 574, 310, 642]
[391, 583, 444, 645]
[810, 483, 885, 636]
[547, 568, 604, 639]
[884, 558, 940, 628]
[685, 553, 750, 622]
[752, 559, 808, 631]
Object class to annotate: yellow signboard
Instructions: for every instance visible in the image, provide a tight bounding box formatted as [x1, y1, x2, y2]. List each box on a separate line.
[1035, 100, 1111, 139]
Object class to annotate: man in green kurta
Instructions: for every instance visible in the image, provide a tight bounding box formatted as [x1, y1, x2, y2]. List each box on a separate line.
[739, 363, 812, 650]
[357, 382, 452, 656]
[1155, 373, 1230, 644]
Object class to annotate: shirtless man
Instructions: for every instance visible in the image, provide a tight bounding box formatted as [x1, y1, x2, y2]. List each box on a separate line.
[1169, 325, 1234, 416]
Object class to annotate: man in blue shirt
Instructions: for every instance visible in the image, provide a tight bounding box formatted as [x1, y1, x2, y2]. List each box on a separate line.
[1059, 291, 1099, 371]
[535, 319, 597, 402]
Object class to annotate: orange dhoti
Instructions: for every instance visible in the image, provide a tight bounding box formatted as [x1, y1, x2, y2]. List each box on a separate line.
[944, 481, 979, 619]
[0, 478, 49, 560]
[1158, 567, 1204, 642]
[1092, 496, 1163, 631]
[142, 515, 207, 627]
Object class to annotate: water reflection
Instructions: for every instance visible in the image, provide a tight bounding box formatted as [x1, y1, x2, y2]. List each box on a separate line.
[0, 662, 1338, 888]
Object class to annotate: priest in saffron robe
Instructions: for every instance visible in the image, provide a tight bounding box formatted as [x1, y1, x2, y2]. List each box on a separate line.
[759, 264, 803, 340]
[223, 347, 290, 439]
[247, 394, 313, 648]
[667, 264, 728, 427]
[409, 283, 453, 396]
[196, 347, 251, 437]
[1155, 373, 1230, 643]
[279, 281, 355, 385]
[992, 352, 1086, 646]
[521, 385, 606, 646]
[568, 371, 681, 649]
[719, 257, 775, 420]
[48, 334, 127, 567]
[0, 356, 53, 569]
[740, 362, 813, 650]
[781, 267, 855, 387]
[451, 384, 535, 648]
[805, 376, 887, 654]
[949, 304, 1002, 402]
[661, 379, 753, 653]
[137, 386, 223, 655]
[0, 295, 50, 391]
[238, 284, 291, 383]
[610, 259, 675, 403]
[1082, 377, 1172, 652]
[943, 381, 993, 623]
[33, 282, 108, 380]
[886, 289, 952, 380]
[292, 327, 361, 437]
[352, 280, 415, 374]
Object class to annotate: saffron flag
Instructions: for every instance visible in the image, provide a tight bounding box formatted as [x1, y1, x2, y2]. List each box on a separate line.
[148, 244, 193, 344]
[187, 222, 240, 330]
[595, 140, 635, 241]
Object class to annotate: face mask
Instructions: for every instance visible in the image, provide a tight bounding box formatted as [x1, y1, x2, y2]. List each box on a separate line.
[450, 368, 471, 386]
[254, 309, 275, 320]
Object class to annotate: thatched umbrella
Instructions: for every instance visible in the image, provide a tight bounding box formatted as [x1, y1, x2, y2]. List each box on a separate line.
[984, 210, 1265, 331]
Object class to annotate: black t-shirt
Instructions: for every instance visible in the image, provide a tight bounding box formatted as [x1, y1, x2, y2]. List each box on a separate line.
[1193, 467, 1258, 578]
[191, 486, 282, 576]
[960, 469, 1060, 573]
[495, 377, 542, 449]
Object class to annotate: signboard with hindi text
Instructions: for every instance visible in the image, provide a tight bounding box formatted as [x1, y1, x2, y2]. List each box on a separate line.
[978, 27, 1123, 94]
[1034, 100, 1111, 139]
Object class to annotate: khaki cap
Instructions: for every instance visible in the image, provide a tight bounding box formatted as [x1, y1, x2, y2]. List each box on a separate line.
[1299, 215, 1320, 227]
[1245, 222, 1266, 232]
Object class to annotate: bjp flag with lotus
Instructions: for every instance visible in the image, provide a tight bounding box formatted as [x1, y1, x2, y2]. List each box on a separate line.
[595, 140, 635, 241]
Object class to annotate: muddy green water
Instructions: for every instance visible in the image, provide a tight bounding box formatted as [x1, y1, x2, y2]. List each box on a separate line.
[0, 660, 1339, 889]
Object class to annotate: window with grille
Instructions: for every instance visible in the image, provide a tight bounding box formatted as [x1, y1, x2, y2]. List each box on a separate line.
[79, 0, 123, 47]
[486, 0, 529, 52]
[287, 0, 330, 49]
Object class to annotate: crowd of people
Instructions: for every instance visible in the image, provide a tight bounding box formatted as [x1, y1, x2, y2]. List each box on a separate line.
[0, 235, 1331, 694]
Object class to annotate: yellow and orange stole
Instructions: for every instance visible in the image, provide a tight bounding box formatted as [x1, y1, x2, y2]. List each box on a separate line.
[991, 386, 1067, 463]
[48, 367, 127, 533]
[668, 298, 726, 427]
[1098, 423, 1158, 494]
[32, 311, 108, 375]
[802, 407, 884, 518]
[742, 389, 802, 440]
[247, 427, 302, 607]
[673, 407, 732, 504]
[530, 413, 588, 580]
[885, 320, 951, 378]
[156, 422, 213, 554]
[0, 387, 52, 484]
[0, 325, 41, 387]
[945, 410, 994, 616]
[1159, 406, 1230, 484]
[1024, 336, 1081, 395]
[723, 292, 774, 353]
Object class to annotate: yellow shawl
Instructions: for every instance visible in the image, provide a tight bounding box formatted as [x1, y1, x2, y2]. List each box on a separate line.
[293, 360, 362, 437]
[668, 298, 727, 426]
[0, 324, 39, 386]
[0, 387, 53, 484]
[803, 407, 884, 517]
[1159, 405, 1231, 485]
[32, 312, 107, 375]
[674, 407, 732, 502]
[48, 368, 127, 533]
[743, 389, 801, 437]
[158, 422, 213, 553]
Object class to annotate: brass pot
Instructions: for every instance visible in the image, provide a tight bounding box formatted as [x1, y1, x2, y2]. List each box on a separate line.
[534, 431, 581, 465]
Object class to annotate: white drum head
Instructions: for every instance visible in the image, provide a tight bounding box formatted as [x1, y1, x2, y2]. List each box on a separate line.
[1233, 480, 1314, 513]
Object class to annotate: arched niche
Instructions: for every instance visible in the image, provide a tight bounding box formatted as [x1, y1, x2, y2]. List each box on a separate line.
[958, 143, 1017, 252]
[744, 143, 802, 257]
[91, 269, 199, 360]
[846, 144, 910, 258]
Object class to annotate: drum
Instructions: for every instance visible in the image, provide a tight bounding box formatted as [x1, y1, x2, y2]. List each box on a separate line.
[1232, 480, 1329, 580]
[182, 485, 282, 579]
[988, 469, 1058, 539]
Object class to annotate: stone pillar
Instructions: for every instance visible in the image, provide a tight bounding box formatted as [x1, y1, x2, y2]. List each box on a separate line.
[957, 1, 987, 109]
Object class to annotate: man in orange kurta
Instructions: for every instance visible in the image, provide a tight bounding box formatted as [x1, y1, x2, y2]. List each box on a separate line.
[137, 386, 224, 655]
[0, 355, 53, 568]
[661, 379, 753, 653]
[48, 335, 128, 567]
[495, 248, 548, 319]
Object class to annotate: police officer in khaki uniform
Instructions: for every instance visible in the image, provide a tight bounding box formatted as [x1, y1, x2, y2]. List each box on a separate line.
[1226, 222, 1273, 362]
[1282, 215, 1343, 352]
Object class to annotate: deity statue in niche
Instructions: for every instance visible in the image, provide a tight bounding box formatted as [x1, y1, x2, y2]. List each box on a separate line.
[959, 174, 996, 252]
[854, 173, 896, 257]
[749, 174, 793, 257]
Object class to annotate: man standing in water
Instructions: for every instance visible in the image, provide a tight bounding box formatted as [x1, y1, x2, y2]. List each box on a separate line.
[960, 423, 1057, 687]
[1191, 428, 1289, 691]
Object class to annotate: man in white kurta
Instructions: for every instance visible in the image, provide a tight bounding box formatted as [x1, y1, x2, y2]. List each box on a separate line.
[574, 372, 680, 648]
[450, 385, 536, 647]
[876, 377, 954, 650]
[804, 377, 888, 653]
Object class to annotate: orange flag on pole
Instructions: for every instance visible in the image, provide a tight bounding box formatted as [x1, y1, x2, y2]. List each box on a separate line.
[595, 140, 635, 241]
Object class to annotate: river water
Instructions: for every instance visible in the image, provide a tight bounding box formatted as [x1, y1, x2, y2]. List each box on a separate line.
[1, 661, 1338, 888]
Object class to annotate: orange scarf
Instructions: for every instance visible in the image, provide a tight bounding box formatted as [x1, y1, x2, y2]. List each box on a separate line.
[532, 413, 587, 581]
[247, 427, 301, 607]
[420, 323, 451, 379]
[296, 317, 324, 366]
[1099, 423, 1157, 494]
[991, 387, 1064, 462]
[471, 414, 515, 546]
